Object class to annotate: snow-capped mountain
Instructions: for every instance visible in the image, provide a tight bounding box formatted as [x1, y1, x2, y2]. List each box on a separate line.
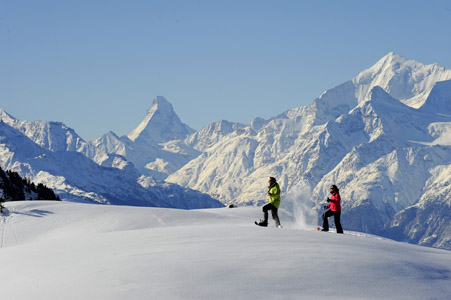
[128, 96, 195, 144]
[353, 52, 451, 108]
[0, 119, 222, 209]
[2, 52, 450, 249]
[80, 96, 199, 179]
[0, 109, 85, 152]
[166, 53, 451, 249]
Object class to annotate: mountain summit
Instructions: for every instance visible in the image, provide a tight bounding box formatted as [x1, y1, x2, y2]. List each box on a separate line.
[353, 52, 451, 107]
[128, 96, 194, 144]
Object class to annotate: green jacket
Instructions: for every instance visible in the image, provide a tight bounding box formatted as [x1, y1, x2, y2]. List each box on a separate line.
[268, 182, 281, 208]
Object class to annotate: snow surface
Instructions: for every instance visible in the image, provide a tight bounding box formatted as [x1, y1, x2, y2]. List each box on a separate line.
[2, 52, 451, 249]
[1, 201, 450, 300]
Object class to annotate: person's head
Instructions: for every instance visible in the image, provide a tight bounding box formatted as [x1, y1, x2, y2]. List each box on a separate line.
[330, 185, 339, 195]
[268, 177, 276, 186]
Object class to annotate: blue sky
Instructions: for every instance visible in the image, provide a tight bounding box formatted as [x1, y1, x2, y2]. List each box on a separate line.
[1, 0, 451, 140]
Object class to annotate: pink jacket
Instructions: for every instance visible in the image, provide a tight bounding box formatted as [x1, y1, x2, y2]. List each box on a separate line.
[327, 192, 341, 212]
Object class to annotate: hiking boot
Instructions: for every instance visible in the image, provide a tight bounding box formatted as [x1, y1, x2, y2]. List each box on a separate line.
[256, 219, 268, 227]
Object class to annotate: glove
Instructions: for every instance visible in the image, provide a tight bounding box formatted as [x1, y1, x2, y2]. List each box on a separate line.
[326, 198, 331, 202]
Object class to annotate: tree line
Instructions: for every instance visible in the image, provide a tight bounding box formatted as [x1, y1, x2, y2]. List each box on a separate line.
[0, 166, 60, 210]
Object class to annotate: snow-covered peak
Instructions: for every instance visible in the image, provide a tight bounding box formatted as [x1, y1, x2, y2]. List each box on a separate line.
[420, 80, 451, 115]
[0, 110, 86, 152]
[0, 109, 16, 123]
[354, 53, 407, 86]
[152, 95, 173, 112]
[375, 52, 407, 68]
[365, 86, 405, 108]
[81, 130, 128, 164]
[353, 52, 451, 107]
[0, 121, 46, 160]
[127, 96, 194, 144]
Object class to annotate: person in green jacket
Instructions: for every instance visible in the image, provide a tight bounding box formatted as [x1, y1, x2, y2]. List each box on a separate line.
[255, 177, 282, 228]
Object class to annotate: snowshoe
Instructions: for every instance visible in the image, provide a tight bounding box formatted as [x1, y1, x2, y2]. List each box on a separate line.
[255, 219, 268, 227]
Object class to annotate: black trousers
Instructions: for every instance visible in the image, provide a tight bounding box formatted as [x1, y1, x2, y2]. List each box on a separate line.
[322, 209, 343, 233]
[262, 203, 281, 227]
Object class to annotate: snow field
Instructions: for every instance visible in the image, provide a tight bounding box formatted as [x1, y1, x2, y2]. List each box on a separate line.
[0, 201, 450, 300]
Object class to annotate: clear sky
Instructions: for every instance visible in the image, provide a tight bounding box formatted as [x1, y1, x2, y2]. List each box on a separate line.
[1, 0, 451, 141]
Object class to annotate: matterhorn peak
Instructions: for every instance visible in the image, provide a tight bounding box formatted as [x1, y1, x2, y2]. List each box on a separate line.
[127, 96, 194, 144]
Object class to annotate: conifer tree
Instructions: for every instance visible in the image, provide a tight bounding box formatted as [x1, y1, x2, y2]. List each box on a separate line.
[0, 166, 60, 202]
[0, 197, 5, 213]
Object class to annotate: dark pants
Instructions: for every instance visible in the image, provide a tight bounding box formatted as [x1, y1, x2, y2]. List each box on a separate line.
[262, 203, 281, 227]
[322, 209, 343, 233]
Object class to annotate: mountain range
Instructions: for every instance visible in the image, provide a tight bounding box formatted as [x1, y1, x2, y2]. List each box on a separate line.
[1, 52, 451, 249]
[0, 108, 222, 209]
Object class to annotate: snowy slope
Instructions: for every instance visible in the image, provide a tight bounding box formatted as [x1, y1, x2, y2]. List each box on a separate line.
[0, 201, 450, 300]
[166, 53, 451, 249]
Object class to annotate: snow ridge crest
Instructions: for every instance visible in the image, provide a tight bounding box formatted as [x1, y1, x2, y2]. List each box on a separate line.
[128, 96, 194, 144]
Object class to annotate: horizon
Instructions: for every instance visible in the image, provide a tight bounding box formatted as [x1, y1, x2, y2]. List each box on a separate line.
[1, 0, 451, 140]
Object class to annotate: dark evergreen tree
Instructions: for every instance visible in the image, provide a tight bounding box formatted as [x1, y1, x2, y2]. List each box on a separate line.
[0, 197, 5, 213]
[36, 183, 60, 200]
[0, 166, 60, 202]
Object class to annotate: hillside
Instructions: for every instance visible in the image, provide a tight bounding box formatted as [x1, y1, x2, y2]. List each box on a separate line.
[0, 201, 450, 300]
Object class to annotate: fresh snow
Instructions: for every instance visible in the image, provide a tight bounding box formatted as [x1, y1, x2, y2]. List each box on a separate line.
[0, 201, 450, 300]
[2, 52, 451, 250]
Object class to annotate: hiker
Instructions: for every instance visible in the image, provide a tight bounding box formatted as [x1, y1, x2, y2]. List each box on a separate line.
[255, 177, 282, 228]
[320, 184, 343, 233]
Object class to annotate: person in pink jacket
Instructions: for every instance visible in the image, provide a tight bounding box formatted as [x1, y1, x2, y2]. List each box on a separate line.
[320, 185, 343, 233]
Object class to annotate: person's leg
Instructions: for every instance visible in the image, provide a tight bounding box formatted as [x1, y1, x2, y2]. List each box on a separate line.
[334, 211, 343, 234]
[271, 206, 281, 227]
[322, 209, 333, 231]
[258, 204, 273, 226]
[262, 204, 272, 222]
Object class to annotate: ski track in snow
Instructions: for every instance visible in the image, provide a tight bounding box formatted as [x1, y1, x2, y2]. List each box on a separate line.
[0, 211, 19, 248]
[0, 215, 5, 248]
